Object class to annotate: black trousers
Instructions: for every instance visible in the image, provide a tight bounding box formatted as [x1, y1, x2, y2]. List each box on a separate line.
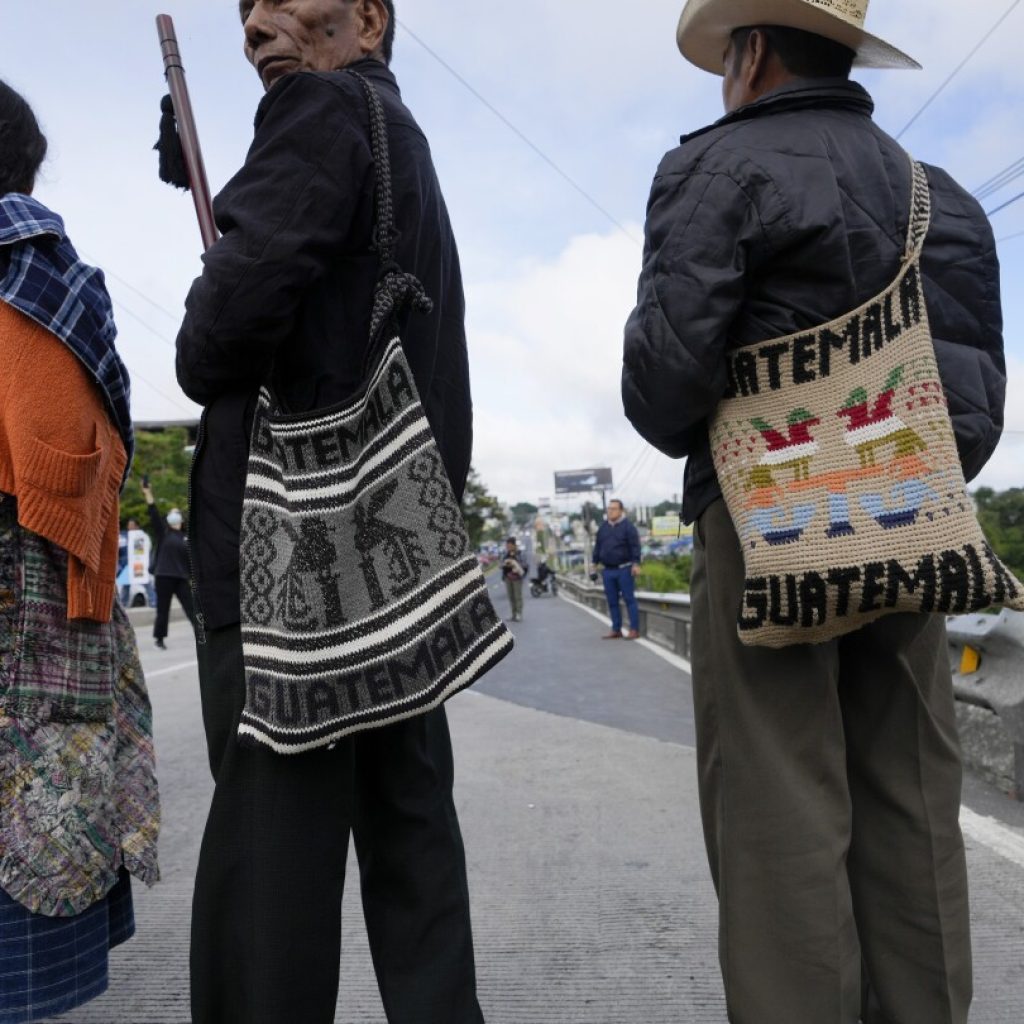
[190, 624, 484, 1024]
[153, 575, 195, 640]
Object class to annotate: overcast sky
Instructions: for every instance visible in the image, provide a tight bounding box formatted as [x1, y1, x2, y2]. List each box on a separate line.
[2, 0, 1022, 511]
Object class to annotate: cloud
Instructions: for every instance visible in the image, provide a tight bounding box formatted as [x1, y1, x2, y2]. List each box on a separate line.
[466, 229, 1024, 507]
[1, 0, 1019, 507]
[974, 354, 1024, 492]
[466, 227, 687, 505]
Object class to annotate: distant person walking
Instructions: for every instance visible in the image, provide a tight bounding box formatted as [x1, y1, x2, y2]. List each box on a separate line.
[592, 500, 641, 639]
[143, 482, 194, 648]
[501, 536, 528, 621]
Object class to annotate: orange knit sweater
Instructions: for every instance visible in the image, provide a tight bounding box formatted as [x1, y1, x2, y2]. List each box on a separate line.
[0, 300, 127, 622]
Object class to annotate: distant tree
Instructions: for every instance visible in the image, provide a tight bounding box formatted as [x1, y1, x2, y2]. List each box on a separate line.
[121, 428, 192, 532]
[461, 467, 503, 550]
[651, 499, 680, 518]
[974, 487, 1024, 578]
[511, 501, 538, 524]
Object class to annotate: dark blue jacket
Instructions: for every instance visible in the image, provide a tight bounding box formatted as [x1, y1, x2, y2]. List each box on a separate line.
[623, 79, 1004, 524]
[593, 519, 641, 568]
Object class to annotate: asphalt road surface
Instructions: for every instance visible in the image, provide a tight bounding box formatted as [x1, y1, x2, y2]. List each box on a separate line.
[44, 582, 1024, 1023]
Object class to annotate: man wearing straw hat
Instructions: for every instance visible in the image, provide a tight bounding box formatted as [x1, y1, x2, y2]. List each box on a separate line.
[623, 2, 1006, 1022]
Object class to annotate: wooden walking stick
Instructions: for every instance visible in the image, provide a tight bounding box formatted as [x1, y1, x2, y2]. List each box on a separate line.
[155, 14, 219, 251]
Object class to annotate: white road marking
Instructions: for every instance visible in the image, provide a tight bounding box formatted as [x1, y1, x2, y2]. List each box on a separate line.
[558, 593, 693, 674]
[146, 660, 199, 679]
[142, 595, 1024, 870]
[562, 594, 1024, 871]
[960, 807, 1024, 870]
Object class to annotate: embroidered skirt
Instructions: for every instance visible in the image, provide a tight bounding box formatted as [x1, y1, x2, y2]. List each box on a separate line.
[0, 496, 159, 917]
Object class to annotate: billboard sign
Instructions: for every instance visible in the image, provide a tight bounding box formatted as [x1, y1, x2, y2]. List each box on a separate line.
[554, 468, 613, 494]
[650, 516, 693, 539]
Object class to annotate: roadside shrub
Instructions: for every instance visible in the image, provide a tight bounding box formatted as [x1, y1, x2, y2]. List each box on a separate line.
[637, 555, 692, 594]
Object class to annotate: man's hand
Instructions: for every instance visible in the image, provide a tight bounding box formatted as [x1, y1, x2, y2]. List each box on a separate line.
[142, 484, 155, 506]
[632, 564, 641, 578]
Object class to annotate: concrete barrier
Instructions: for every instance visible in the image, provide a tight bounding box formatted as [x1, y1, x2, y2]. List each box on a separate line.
[946, 610, 1024, 799]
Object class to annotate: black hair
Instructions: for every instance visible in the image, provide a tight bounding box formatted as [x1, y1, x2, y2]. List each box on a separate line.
[381, 0, 395, 64]
[731, 25, 855, 79]
[608, 498, 624, 510]
[506, 536, 517, 545]
[0, 80, 47, 196]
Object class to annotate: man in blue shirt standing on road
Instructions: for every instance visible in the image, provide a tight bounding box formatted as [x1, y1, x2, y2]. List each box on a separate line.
[592, 499, 642, 640]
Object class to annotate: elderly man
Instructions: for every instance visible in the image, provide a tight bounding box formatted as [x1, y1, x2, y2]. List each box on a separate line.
[623, 2, 1005, 1022]
[175, 2, 483, 1021]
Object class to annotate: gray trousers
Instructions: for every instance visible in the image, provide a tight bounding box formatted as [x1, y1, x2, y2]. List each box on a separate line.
[691, 500, 971, 1024]
[504, 578, 523, 617]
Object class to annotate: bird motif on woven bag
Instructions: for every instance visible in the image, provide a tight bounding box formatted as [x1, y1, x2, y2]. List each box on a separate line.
[837, 367, 926, 468]
[748, 407, 821, 487]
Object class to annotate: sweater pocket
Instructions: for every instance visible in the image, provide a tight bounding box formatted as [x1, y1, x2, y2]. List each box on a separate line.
[21, 435, 103, 498]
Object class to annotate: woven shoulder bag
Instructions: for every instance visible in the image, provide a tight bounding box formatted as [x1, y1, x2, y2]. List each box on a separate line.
[237, 72, 513, 753]
[709, 157, 1024, 648]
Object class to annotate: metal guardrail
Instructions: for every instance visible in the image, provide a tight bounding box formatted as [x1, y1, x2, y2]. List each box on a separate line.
[557, 575, 693, 661]
[560, 575, 1024, 798]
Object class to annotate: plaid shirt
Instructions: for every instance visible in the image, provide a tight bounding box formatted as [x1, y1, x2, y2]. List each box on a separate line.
[0, 194, 133, 469]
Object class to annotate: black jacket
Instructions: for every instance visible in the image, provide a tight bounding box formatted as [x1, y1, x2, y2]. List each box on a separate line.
[176, 61, 471, 629]
[623, 79, 1005, 524]
[593, 518, 642, 568]
[147, 502, 190, 580]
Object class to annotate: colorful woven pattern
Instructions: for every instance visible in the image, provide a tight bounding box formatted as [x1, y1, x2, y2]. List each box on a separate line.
[710, 159, 1024, 647]
[0, 499, 159, 917]
[0, 507, 115, 724]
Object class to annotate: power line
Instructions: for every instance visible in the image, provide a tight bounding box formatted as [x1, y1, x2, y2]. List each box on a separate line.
[78, 249, 183, 325]
[397, 19, 642, 247]
[987, 189, 1024, 216]
[617, 446, 658, 496]
[111, 297, 178, 351]
[895, 0, 1022, 140]
[974, 155, 1024, 200]
[128, 368, 195, 416]
[997, 229, 1024, 243]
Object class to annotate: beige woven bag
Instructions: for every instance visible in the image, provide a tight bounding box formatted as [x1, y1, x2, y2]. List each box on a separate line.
[710, 158, 1024, 647]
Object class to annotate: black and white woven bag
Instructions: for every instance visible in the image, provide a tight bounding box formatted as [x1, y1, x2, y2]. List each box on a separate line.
[237, 72, 513, 754]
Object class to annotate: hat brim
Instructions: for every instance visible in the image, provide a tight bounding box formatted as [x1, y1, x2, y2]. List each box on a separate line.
[677, 0, 920, 75]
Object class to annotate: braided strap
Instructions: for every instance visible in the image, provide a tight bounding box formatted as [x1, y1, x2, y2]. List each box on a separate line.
[904, 158, 932, 260]
[348, 69, 434, 341]
[370, 266, 434, 342]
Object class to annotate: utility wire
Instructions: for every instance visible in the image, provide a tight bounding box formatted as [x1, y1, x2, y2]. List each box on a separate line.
[895, 0, 1022, 140]
[111, 297, 178, 351]
[997, 228, 1024, 243]
[987, 189, 1024, 216]
[78, 249, 183, 324]
[397, 19, 642, 247]
[974, 155, 1024, 200]
[128, 368, 195, 416]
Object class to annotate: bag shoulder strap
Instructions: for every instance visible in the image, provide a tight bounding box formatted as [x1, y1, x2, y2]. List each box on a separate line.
[346, 70, 433, 355]
[904, 157, 931, 261]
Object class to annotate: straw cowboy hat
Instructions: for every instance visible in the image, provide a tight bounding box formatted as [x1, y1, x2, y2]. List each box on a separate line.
[677, 0, 920, 75]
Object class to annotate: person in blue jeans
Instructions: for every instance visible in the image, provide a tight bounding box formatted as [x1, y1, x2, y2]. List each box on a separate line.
[592, 499, 642, 639]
